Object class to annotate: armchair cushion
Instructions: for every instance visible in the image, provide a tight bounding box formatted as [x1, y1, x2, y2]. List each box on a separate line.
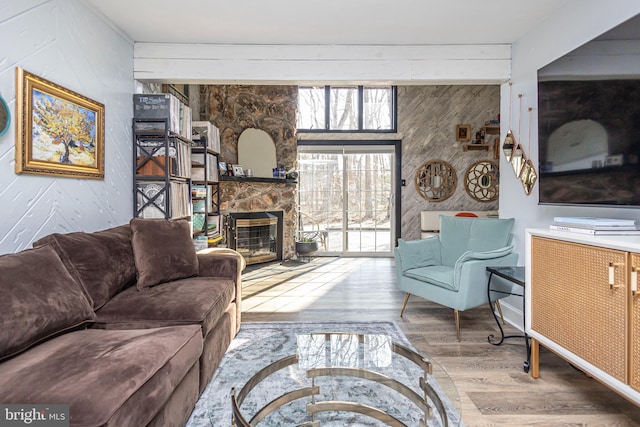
[396, 237, 441, 273]
[439, 216, 514, 265]
[404, 265, 456, 291]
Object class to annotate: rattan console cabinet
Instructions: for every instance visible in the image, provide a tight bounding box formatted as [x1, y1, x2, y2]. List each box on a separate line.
[525, 229, 640, 406]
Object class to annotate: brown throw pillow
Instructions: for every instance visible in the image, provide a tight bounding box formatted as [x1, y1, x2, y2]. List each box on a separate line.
[0, 245, 96, 362]
[130, 218, 199, 289]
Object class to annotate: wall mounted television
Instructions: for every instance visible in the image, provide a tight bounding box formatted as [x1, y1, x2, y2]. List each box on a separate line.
[537, 14, 640, 207]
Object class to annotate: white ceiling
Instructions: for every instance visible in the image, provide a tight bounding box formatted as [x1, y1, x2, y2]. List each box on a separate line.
[83, 0, 572, 46]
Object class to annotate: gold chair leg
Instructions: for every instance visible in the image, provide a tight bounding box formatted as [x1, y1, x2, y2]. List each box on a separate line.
[454, 309, 461, 342]
[494, 300, 505, 325]
[400, 293, 410, 317]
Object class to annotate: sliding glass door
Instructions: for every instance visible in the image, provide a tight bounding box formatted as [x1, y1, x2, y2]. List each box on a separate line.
[297, 143, 396, 256]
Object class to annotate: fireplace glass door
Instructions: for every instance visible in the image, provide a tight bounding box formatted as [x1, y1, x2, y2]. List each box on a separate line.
[298, 144, 395, 256]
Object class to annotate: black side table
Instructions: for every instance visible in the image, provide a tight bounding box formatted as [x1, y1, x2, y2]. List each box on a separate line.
[486, 266, 531, 373]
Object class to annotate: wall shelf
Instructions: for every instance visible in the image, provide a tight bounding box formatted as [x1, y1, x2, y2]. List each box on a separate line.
[463, 143, 491, 152]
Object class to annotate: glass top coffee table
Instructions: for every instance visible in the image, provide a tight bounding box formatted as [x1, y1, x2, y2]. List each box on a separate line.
[230, 332, 460, 426]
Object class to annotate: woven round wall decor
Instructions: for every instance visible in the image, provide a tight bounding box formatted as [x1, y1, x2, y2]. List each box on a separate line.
[464, 160, 499, 202]
[415, 160, 457, 202]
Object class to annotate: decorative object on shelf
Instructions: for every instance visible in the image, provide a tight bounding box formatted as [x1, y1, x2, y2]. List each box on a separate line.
[15, 67, 105, 179]
[0, 94, 9, 137]
[455, 124, 471, 142]
[415, 160, 457, 202]
[232, 164, 244, 177]
[464, 160, 499, 202]
[272, 167, 286, 178]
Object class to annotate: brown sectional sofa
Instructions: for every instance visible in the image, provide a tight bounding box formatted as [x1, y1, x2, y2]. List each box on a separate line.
[0, 218, 244, 427]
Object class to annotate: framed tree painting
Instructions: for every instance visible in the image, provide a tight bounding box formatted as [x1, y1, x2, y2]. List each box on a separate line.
[15, 67, 105, 179]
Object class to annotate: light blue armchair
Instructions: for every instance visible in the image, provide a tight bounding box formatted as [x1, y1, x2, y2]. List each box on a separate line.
[394, 215, 518, 341]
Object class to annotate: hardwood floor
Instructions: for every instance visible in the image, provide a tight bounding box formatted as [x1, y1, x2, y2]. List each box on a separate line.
[240, 257, 640, 426]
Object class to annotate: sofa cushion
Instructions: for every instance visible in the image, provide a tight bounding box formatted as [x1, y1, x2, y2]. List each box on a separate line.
[130, 218, 199, 289]
[0, 326, 202, 427]
[33, 225, 137, 309]
[94, 276, 235, 337]
[439, 216, 514, 266]
[0, 245, 96, 362]
[403, 265, 456, 291]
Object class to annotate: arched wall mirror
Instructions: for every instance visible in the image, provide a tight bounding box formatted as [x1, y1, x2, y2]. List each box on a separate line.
[464, 160, 499, 202]
[0, 95, 10, 137]
[237, 128, 277, 178]
[415, 160, 457, 202]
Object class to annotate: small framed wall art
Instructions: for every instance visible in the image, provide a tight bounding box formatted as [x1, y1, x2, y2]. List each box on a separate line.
[455, 124, 471, 142]
[232, 164, 244, 177]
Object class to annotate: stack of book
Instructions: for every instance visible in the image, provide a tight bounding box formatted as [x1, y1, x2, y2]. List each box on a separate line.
[550, 217, 640, 235]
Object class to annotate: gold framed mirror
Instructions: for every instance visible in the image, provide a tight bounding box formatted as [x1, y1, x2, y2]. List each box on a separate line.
[502, 131, 515, 162]
[0, 95, 9, 137]
[415, 160, 457, 202]
[520, 159, 538, 195]
[511, 144, 525, 178]
[464, 160, 499, 202]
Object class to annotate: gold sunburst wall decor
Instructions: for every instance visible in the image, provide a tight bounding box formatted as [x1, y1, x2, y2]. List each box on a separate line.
[464, 160, 499, 202]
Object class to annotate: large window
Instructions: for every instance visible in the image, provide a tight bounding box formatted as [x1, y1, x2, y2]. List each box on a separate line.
[297, 86, 397, 132]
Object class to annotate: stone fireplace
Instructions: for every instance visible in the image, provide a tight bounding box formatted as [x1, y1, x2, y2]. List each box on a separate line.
[200, 85, 298, 260]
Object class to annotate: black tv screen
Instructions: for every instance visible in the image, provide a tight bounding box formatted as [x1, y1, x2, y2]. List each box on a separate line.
[537, 15, 640, 207]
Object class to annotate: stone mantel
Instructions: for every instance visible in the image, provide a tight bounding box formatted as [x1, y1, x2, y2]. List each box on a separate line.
[220, 176, 297, 184]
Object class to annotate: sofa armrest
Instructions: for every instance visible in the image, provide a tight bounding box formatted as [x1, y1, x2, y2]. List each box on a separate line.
[197, 249, 245, 278]
[196, 249, 245, 333]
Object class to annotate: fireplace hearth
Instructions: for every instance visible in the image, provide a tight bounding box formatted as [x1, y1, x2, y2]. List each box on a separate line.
[228, 211, 283, 265]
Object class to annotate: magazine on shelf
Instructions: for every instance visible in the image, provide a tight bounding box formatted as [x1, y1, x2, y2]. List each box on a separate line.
[551, 221, 639, 230]
[549, 224, 640, 235]
[552, 216, 636, 227]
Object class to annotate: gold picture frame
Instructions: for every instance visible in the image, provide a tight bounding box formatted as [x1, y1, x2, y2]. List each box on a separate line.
[15, 67, 105, 179]
[456, 124, 471, 142]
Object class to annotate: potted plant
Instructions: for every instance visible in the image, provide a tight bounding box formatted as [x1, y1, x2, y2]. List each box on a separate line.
[295, 236, 318, 256]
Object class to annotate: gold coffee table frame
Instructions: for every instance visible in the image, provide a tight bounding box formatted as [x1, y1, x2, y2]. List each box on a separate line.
[231, 332, 452, 427]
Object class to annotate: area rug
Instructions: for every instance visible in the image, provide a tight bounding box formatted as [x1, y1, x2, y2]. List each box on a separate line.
[185, 321, 464, 426]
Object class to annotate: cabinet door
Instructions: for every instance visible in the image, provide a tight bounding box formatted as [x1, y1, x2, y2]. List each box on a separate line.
[631, 253, 640, 391]
[531, 237, 627, 382]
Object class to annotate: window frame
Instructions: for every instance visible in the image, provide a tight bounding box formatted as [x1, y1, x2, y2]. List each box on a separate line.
[297, 85, 397, 133]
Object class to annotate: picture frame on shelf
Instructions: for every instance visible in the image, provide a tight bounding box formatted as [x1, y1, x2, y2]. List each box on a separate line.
[455, 124, 471, 142]
[232, 164, 244, 177]
[15, 67, 105, 179]
[219, 161, 227, 176]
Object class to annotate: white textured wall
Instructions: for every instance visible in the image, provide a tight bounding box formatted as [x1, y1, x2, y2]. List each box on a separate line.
[0, 0, 134, 255]
[498, 0, 640, 329]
